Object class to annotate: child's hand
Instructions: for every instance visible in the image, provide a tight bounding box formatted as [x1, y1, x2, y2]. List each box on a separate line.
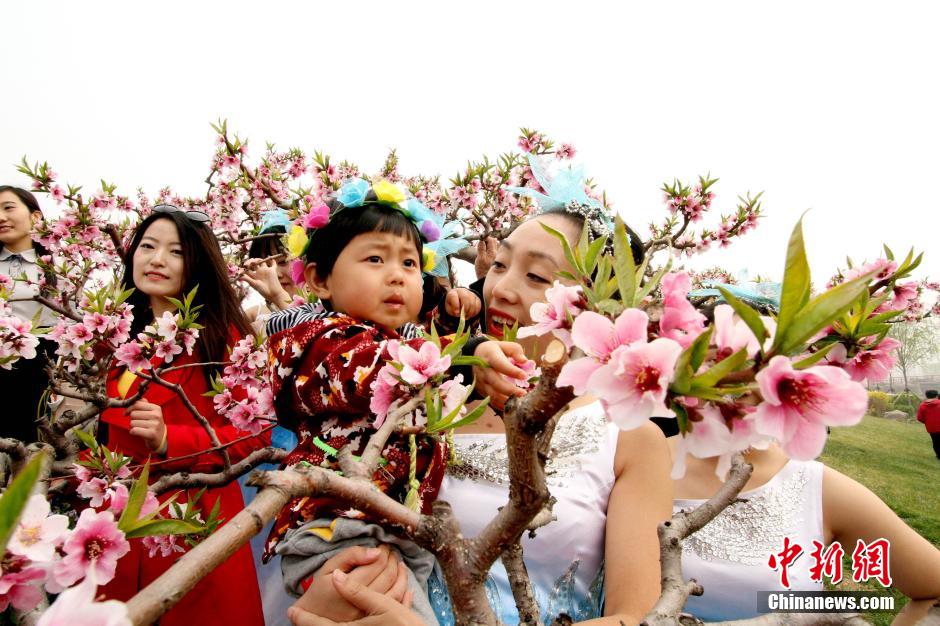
[473, 341, 529, 409]
[291, 545, 408, 622]
[445, 288, 481, 319]
[474, 237, 498, 280]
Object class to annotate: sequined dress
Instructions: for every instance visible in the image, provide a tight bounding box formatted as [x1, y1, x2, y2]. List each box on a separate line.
[674, 459, 825, 622]
[429, 401, 619, 625]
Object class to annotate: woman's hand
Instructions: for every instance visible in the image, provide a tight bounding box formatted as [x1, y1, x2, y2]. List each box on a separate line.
[444, 288, 481, 319]
[127, 400, 167, 453]
[288, 570, 422, 626]
[473, 340, 528, 409]
[244, 258, 292, 310]
[290, 546, 409, 622]
[474, 237, 497, 280]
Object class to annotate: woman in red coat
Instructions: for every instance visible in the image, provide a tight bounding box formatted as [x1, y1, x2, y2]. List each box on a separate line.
[97, 206, 269, 625]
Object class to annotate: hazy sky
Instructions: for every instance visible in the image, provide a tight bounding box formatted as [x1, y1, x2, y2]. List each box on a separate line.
[3, 1, 938, 284]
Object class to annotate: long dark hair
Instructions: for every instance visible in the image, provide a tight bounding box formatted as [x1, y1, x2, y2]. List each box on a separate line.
[122, 212, 251, 381]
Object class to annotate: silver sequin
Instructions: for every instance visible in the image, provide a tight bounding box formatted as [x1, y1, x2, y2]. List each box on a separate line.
[447, 405, 607, 488]
[677, 465, 809, 566]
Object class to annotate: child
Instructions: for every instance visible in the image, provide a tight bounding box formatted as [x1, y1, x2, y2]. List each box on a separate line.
[263, 181, 524, 625]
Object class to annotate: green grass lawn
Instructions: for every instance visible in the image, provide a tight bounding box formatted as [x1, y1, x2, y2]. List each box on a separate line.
[819, 414, 939, 624]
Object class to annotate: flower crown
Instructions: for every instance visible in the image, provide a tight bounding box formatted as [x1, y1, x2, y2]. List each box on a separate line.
[284, 177, 467, 276]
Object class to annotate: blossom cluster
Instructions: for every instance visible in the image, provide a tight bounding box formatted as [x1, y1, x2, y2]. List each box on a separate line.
[651, 177, 762, 255]
[209, 336, 275, 435]
[0, 300, 40, 369]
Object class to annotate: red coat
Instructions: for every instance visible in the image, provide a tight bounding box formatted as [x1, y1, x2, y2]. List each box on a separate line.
[917, 398, 940, 433]
[97, 344, 270, 626]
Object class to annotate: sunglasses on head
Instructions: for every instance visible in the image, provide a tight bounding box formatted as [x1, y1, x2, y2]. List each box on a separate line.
[152, 204, 210, 223]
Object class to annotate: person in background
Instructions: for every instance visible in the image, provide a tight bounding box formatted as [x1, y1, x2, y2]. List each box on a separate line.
[917, 389, 940, 460]
[0, 185, 58, 443]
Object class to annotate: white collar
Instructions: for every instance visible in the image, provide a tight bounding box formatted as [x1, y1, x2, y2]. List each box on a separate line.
[0, 247, 38, 263]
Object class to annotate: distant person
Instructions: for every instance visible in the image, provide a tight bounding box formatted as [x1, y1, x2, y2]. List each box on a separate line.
[916, 389, 940, 459]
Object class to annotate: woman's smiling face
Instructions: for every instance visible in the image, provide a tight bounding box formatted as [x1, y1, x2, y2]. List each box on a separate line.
[482, 213, 580, 338]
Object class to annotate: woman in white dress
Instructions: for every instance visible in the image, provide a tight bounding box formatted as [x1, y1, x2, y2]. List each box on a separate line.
[286, 208, 674, 626]
[671, 438, 940, 624]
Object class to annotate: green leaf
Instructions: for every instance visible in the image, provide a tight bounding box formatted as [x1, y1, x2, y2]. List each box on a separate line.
[688, 326, 714, 372]
[583, 236, 607, 275]
[124, 518, 205, 539]
[717, 287, 768, 344]
[672, 402, 690, 435]
[540, 223, 581, 277]
[691, 348, 748, 389]
[792, 343, 838, 369]
[0, 455, 45, 553]
[423, 387, 439, 429]
[429, 397, 491, 433]
[451, 355, 488, 368]
[772, 217, 812, 352]
[118, 462, 151, 531]
[777, 273, 873, 355]
[72, 428, 99, 452]
[612, 217, 637, 307]
[637, 258, 674, 303]
[883, 244, 894, 261]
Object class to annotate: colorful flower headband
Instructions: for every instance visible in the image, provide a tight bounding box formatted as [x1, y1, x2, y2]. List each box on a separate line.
[284, 178, 467, 276]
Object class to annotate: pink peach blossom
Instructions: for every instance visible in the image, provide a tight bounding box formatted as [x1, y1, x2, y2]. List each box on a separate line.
[753, 356, 868, 460]
[37, 570, 131, 626]
[517, 281, 584, 347]
[0, 555, 45, 613]
[8, 494, 70, 562]
[142, 534, 185, 559]
[586, 338, 684, 430]
[557, 308, 649, 394]
[826, 338, 900, 384]
[53, 509, 130, 588]
[396, 342, 451, 387]
[659, 272, 707, 348]
[114, 342, 151, 373]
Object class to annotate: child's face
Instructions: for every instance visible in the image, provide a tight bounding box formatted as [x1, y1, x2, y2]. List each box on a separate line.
[306, 230, 423, 330]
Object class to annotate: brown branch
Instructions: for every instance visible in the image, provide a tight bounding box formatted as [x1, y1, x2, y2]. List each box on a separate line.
[33, 295, 82, 323]
[501, 542, 542, 626]
[340, 394, 424, 480]
[102, 224, 125, 261]
[148, 446, 287, 494]
[125, 485, 292, 626]
[642, 453, 754, 626]
[0, 438, 28, 463]
[137, 424, 277, 470]
[222, 232, 282, 246]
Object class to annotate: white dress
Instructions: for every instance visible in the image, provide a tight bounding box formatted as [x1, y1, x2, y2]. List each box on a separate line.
[674, 459, 825, 622]
[430, 401, 619, 625]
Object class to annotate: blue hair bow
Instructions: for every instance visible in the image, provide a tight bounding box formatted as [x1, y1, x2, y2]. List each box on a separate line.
[259, 208, 292, 233]
[688, 271, 781, 310]
[505, 154, 614, 235]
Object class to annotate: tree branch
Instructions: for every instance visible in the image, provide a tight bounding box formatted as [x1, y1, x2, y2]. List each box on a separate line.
[642, 453, 754, 626]
[136, 370, 231, 469]
[148, 446, 287, 494]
